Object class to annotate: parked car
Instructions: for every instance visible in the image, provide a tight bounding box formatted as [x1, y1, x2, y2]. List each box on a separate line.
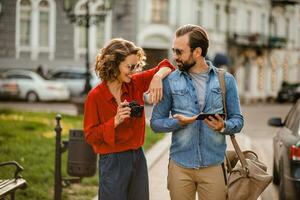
[277, 82, 300, 103]
[0, 73, 20, 99]
[1, 69, 70, 102]
[269, 99, 300, 200]
[48, 67, 100, 97]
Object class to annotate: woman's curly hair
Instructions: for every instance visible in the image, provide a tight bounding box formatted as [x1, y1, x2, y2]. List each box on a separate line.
[95, 38, 145, 81]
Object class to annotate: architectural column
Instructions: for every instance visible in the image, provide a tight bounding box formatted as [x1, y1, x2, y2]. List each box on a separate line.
[31, 3, 39, 60]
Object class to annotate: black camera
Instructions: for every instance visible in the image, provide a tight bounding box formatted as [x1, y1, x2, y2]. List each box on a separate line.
[126, 101, 144, 118]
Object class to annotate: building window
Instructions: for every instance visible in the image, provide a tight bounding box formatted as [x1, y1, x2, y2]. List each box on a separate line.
[272, 17, 278, 37]
[16, 0, 56, 59]
[20, 0, 31, 46]
[285, 18, 289, 40]
[78, 4, 87, 49]
[196, 0, 203, 25]
[74, 0, 112, 60]
[298, 27, 300, 47]
[261, 13, 265, 35]
[246, 10, 252, 33]
[215, 4, 220, 31]
[151, 0, 169, 24]
[96, 19, 105, 48]
[230, 7, 237, 33]
[39, 0, 49, 47]
[95, 5, 106, 49]
[79, 27, 87, 49]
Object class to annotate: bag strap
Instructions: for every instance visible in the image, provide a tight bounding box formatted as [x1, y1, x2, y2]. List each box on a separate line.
[217, 69, 227, 120]
[217, 69, 248, 169]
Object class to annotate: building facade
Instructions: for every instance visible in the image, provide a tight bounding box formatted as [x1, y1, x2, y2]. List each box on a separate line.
[0, 0, 299, 102]
[0, 0, 138, 70]
[137, 0, 300, 102]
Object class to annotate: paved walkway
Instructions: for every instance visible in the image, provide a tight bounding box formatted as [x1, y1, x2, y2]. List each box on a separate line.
[147, 133, 252, 200]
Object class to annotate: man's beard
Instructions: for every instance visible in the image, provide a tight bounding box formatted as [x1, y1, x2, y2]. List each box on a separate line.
[176, 59, 196, 71]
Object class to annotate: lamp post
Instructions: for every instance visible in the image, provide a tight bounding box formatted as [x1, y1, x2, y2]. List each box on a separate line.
[63, 0, 114, 95]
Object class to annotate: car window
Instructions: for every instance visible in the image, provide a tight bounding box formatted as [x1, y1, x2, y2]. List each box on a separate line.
[51, 72, 85, 79]
[68, 72, 85, 79]
[285, 101, 300, 136]
[51, 72, 68, 79]
[6, 74, 32, 80]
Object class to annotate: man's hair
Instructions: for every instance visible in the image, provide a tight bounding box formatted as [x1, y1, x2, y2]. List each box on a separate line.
[175, 24, 209, 57]
[95, 38, 145, 81]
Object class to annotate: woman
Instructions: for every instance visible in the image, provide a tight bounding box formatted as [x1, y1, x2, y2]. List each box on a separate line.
[84, 38, 174, 200]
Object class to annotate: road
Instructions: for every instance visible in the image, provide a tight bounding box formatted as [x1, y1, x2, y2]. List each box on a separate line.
[0, 101, 293, 199]
[241, 103, 292, 200]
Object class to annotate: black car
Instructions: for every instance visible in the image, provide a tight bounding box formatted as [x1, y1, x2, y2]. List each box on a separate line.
[269, 99, 300, 200]
[277, 82, 300, 103]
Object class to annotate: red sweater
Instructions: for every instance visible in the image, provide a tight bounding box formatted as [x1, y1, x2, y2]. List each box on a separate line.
[84, 59, 175, 154]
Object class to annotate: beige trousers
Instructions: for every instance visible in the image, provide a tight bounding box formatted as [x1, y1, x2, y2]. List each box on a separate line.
[167, 159, 227, 200]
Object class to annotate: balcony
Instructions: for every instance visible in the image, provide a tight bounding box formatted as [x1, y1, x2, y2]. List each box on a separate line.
[268, 36, 287, 48]
[228, 33, 269, 48]
[272, 0, 300, 5]
[228, 33, 287, 49]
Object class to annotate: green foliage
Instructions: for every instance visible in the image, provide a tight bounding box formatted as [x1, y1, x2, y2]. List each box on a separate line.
[0, 108, 163, 199]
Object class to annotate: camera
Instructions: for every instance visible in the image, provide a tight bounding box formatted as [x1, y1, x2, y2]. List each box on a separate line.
[126, 101, 144, 118]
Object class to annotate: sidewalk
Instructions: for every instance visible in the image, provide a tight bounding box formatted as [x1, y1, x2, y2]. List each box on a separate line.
[93, 132, 252, 200]
[148, 133, 252, 200]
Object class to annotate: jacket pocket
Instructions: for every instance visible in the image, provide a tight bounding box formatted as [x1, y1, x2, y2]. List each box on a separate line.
[211, 87, 223, 110]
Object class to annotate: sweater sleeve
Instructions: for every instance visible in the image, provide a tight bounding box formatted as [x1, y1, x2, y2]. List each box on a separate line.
[83, 92, 116, 147]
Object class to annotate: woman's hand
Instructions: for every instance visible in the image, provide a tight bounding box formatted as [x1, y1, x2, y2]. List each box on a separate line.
[147, 74, 163, 104]
[114, 101, 131, 127]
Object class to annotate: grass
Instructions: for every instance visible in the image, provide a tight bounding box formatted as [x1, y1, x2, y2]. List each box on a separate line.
[0, 108, 164, 200]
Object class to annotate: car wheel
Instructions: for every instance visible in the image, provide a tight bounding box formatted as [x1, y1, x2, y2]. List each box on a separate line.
[26, 91, 39, 102]
[272, 158, 279, 185]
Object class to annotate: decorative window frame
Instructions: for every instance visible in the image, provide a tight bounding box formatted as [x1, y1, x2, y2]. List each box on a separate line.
[16, 0, 56, 60]
[74, 0, 112, 61]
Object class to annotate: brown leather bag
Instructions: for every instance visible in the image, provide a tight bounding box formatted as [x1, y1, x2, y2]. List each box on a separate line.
[218, 69, 272, 200]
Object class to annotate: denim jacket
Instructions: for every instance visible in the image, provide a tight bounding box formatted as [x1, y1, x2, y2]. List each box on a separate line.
[150, 62, 244, 168]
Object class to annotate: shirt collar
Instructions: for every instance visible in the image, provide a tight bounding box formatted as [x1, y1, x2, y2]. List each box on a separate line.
[101, 81, 114, 101]
[101, 81, 129, 102]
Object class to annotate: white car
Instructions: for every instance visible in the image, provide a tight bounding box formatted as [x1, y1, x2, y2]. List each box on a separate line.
[48, 67, 100, 97]
[1, 69, 70, 102]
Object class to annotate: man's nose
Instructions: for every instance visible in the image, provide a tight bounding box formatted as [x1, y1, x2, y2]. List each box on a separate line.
[172, 52, 179, 60]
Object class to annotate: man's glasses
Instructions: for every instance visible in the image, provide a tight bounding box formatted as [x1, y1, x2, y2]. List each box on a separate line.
[172, 47, 198, 57]
[172, 48, 184, 56]
[127, 63, 140, 72]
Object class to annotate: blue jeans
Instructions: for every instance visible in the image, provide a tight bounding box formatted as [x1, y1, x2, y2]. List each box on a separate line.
[98, 148, 149, 200]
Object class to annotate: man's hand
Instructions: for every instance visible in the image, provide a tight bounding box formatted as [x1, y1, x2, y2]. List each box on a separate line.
[147, 74, 163, 104]
[204, 114, 225, 132]
[173, 114, 198, 126]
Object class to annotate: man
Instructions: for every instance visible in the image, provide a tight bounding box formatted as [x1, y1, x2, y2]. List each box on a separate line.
[150, 24, 244, 200]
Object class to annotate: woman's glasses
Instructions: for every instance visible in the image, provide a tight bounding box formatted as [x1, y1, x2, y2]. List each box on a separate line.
[127, 63, 140, 72]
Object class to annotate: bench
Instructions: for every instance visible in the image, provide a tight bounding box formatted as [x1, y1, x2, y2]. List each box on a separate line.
[0, 161, 27, 200]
